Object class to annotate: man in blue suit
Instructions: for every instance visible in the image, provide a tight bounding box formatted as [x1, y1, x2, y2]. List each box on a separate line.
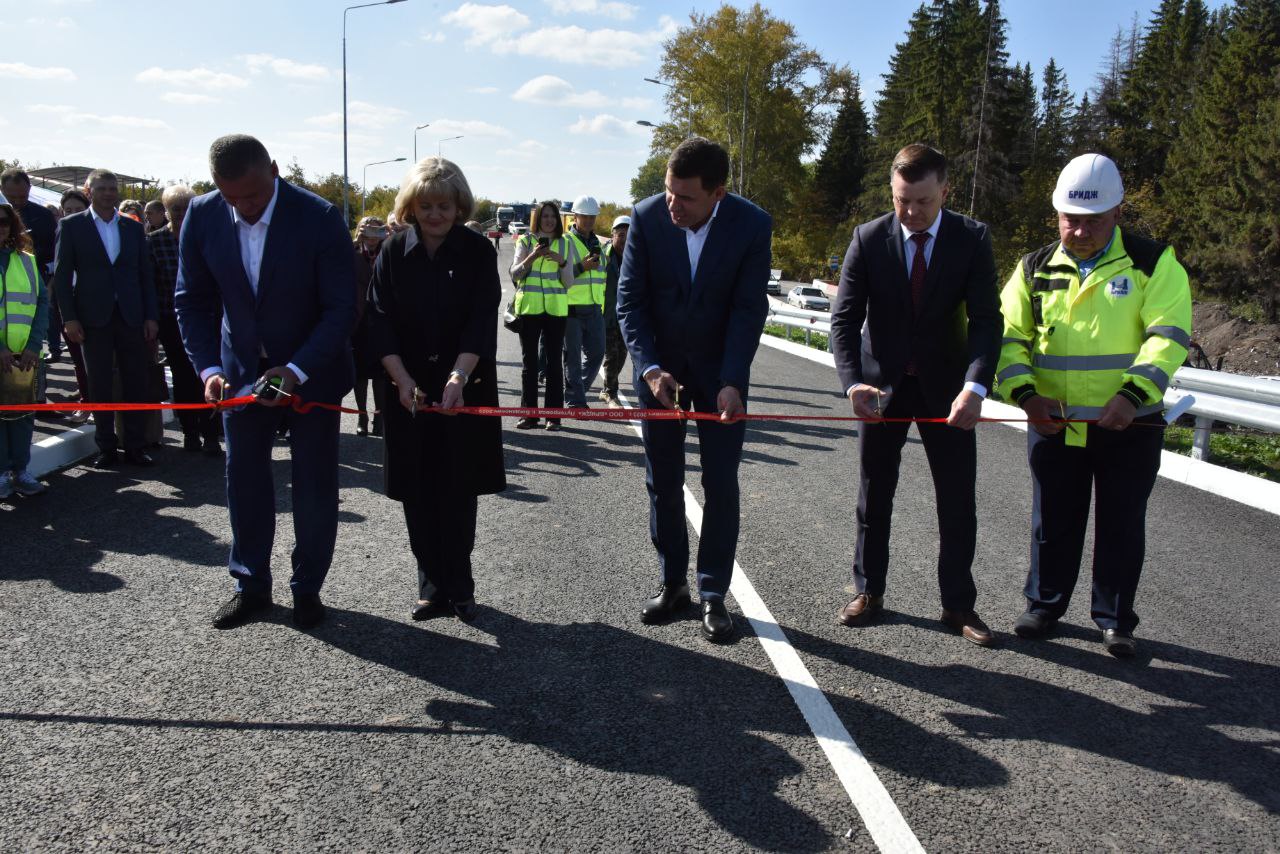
[176, 135, 356, 630]
[52, 169, 158, 467]
[617, 137, 772, 642]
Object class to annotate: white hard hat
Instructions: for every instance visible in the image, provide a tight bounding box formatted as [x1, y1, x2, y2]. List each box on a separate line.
[612, 215, 631, 230]
[1052, 153, 1123, 214]
[571, 195, 600, 216]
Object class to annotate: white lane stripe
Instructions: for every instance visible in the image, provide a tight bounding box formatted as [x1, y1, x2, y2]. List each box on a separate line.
[755, 333, 1280, 517]
[612, 386, 923, 853]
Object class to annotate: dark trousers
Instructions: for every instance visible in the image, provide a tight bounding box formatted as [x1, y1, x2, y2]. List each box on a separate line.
[404, 492, 479, 602]
[853, 376, 978, 611]
[158, 315, 217, 442]
[638, 377, 746, 599]
[1026, 417, 1164, 632]
[46, 293, 64, 356]
[352, 353, 384, 428]
[602, 318, 627, 396]
[223, 400, 340, 596]
[518, 315, 565, 410]
[81, 306, 152, 453]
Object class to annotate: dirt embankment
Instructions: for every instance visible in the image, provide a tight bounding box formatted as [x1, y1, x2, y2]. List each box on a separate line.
[1191, 303, 1280, 376]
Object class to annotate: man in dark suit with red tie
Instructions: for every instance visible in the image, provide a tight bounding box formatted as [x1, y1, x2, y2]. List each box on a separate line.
[830, 144, 1002, 647]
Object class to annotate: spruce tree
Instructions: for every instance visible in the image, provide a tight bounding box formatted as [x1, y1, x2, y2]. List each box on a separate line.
[813, 78, 871, 220]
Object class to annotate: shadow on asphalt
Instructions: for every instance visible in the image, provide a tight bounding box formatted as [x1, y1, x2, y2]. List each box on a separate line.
[783, 618, 1280, 814]
[311, 606, 1004, 852]
[0, 454, 229, 593]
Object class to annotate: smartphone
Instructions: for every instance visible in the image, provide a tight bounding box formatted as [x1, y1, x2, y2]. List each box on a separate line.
[537, 237, 550, 249]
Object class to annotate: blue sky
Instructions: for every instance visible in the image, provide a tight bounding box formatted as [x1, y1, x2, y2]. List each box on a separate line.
[3, 0, 1226, 206]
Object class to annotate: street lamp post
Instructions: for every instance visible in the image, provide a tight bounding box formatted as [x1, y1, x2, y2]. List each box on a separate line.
[343, 0, 408, 229]
[362, 157, 406, 216]
[437, 135, 463, 156]
[644, 76, 690, 138]
[413, 123, 430, 162]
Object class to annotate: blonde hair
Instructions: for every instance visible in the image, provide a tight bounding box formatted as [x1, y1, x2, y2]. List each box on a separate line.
[393, 157, 474, 227]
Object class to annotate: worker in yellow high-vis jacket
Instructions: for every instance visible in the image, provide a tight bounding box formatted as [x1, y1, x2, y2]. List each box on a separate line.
[996, 153, 1191, 658]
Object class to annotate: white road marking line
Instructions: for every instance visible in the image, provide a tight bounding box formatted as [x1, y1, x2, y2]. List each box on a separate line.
[612, 386, 924, 853]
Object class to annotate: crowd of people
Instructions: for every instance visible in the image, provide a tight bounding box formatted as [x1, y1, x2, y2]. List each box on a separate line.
[0, 133, 1191, 657]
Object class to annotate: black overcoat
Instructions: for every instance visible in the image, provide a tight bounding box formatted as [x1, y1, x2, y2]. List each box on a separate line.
[367, 223, 506, 501]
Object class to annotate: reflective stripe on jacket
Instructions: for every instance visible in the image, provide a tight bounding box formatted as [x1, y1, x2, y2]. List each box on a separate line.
[513, 234, 569, 317]
[1, 251, 41, 353]
[996, 227, 1191, 447]
[566, 230, 605, 308]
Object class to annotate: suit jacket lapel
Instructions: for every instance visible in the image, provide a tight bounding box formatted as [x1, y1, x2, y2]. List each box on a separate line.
[691, 199, 735, 299]
[82, 213, 113, 268]
[664, 213, 693, 295]
[884, 215, 912, 317]
[219, 200, 256, 304]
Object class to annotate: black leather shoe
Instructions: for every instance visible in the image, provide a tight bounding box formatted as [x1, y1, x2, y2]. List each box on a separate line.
[544, 419, 562, 431]
[641, 583, 690, 624]
[212, 592, 273, 629]
[411, 600, 451, 621]
[701, 599, 734, 642]
[91, 451, 119, 469]
[292, 593, 325, 629]
[202, 438, 224, 458]
[515, 417, 540, 430]
[1102, 628, 1136, 658]
[452, 599, 477, 623]
[123, 449, 155, 466]
[182, 434, 203, 452]
[1014, 611, 1057, 639]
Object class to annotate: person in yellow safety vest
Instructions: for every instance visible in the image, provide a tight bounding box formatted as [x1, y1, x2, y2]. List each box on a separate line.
[996, 153, 1191, 659]
[562, 194, 607, 408]
[0, 203, 52, 499]
[510, 200, 573, 431]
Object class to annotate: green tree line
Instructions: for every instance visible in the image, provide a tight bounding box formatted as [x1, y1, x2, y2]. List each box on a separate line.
[636, 0, 1280, 319]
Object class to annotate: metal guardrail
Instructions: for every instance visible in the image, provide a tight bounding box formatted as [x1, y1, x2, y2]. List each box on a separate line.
[767, 301, 831, 350]
[1166, 368, 1280, 461]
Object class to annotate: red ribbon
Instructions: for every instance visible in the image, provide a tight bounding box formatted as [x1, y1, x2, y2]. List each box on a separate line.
[0, 396, 1098, 425]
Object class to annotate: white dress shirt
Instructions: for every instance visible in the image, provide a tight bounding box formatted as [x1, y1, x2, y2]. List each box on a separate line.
[201, 179, 307, 387]
[90, 206, 121, 264]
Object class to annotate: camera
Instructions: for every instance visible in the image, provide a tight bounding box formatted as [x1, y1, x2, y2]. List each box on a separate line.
[537, 237, 550, 249]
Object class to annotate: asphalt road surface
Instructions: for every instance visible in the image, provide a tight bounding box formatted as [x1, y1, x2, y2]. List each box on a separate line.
[2, 239, 1277, 852]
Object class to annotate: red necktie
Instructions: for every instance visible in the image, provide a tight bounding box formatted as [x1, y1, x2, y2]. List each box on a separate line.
[905, 232, 930, 375]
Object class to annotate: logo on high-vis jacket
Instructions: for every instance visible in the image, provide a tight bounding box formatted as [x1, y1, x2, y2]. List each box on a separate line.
[1107, 276, 1131, 297]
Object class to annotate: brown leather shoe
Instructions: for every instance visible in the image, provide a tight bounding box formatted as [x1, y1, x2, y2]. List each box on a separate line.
[941, 609, 996, 647]
[837, 593, 884, 627]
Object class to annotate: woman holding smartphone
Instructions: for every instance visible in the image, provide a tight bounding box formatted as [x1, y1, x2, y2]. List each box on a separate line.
[509, 201, 572, 430]
[366, 158, 506, 622]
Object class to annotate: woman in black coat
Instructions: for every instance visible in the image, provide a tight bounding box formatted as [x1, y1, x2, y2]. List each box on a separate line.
[366, 157, 506, 622]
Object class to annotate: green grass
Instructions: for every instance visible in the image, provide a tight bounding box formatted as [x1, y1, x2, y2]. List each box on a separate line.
[1164, 425, 1280, 482]
[764, 322, 829, 351]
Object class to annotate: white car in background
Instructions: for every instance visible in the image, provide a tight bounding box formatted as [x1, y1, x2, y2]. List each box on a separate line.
[787, 285, 830, 312]
[508, 222, 529, 236]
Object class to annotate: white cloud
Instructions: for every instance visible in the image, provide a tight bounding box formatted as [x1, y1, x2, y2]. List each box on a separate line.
[513, 75, 606, 108]
[27, 104, 76, 114]
[427, 118, 512, 139]
[161, 92, 219, 105]
[477, 16, 676, 68]
[0, 62, 76, 81]
[441, 3, 531, 47]
[24, 16, 76, 29]
[420, 30, 447, 43]
[136, 66, 248, 91]
[544, 0, 637, 21]
[468, 86, 500, 94]
[241, 53, 332, 82]
[305, 100, 409, 130]
[568, 113, 648, 137]
[65, 113, 172, 131]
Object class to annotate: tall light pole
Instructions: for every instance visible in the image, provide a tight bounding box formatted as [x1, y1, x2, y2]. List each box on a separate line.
[344, 0, 408, 229]
[362, 157, 406, 216]
[413, 123, 430, 162]
[437, 135, 463, 156]
[644, 76, 690, 138]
